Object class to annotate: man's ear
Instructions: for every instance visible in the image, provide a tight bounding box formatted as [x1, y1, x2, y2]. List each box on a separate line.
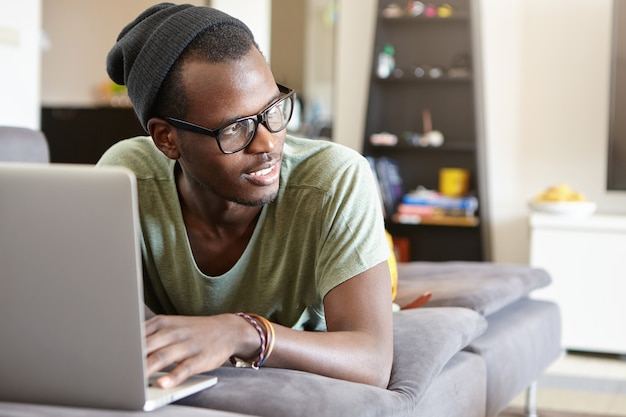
[147, 117, 181, 160]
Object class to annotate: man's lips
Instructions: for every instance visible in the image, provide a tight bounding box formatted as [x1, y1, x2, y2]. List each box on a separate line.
[244, 161, 281, 186]
[249, 165, 274, 177]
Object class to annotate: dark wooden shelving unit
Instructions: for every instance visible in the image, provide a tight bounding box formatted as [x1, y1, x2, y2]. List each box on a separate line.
[42, 107, 145, 164]
[364, 0, 488, 262]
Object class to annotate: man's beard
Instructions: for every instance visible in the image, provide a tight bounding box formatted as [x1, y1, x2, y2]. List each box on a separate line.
[231, 190, 279, 207]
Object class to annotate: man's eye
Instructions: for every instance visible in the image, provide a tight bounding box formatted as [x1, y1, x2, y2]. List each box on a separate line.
[266, 106, 284, 124]
[221, 122, 245, 138]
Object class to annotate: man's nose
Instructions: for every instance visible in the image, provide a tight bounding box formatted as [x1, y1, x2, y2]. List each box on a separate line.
[247, 123, 279, 154]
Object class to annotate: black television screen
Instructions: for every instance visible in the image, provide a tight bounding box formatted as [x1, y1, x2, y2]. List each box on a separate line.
[608, 0, 626, 190]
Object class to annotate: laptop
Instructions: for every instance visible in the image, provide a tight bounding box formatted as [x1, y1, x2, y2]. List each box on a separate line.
[0, 162, 217, 411]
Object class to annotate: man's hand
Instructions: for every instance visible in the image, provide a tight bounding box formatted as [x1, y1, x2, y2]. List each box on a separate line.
[144, 313, 258, 388]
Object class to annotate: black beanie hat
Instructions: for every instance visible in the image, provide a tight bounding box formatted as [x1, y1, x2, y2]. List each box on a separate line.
[106, 2, 254, 130]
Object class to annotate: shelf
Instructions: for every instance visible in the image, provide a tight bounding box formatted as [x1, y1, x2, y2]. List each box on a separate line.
[392, 213, 480, 227]
[379, 14, 470, 23]
[368, 142, 476, 153]
[374, 75, 472, 84]
[42, 107, 144, 164]
[367, 0, 484, 261]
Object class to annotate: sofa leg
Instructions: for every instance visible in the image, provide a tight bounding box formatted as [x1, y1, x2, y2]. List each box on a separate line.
[524, 381, 538, 417]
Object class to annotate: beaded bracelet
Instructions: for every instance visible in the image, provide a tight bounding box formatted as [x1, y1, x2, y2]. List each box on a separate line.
[248, 313, 275, 367]
[230, 312, 267, 369]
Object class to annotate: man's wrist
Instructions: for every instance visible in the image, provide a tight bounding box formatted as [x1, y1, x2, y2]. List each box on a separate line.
[230, 313, 275, 369]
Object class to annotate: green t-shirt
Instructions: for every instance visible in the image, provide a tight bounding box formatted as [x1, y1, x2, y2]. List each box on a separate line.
[98, 135, 389, 330]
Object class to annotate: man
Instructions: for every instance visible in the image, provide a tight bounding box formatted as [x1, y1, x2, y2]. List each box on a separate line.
[99, 2, 392, 390]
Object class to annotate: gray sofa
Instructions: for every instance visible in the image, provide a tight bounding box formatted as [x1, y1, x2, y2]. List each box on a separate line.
[0, 261, 561, 417]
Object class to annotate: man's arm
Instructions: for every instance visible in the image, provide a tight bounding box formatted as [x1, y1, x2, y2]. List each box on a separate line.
[144, 261, 394, 389]
[266, 261, 394, 387]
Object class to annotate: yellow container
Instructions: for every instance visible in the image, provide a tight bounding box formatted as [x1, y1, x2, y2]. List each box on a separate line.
[439, 168, 469, 197]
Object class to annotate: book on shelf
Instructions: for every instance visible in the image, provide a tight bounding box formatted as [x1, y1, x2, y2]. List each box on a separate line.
[394, 187, 480, 226]
[366, 159, 480, 226]
[392, 212, 480, 227]
[396, 203, 435, 216]
[366, 156, 404, 217]
[401, 187, 478, 214]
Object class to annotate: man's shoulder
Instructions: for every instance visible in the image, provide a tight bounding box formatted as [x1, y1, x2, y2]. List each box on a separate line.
[285, 135, 361, 159]
[283, 136, 366, 181]
[98, 136, 172, 180]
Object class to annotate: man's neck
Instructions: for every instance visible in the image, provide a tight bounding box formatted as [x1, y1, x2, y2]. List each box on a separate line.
[175, 165, 263, 276]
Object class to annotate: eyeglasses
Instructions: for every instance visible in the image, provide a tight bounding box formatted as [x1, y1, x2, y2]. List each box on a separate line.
[164, 84, 295, 154]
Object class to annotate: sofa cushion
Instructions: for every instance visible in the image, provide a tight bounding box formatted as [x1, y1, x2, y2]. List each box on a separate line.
[465, 298, 562, 417]
[395, 261, 552, 316]
[176, 307, 488, 417]
[413, 351, 487, 417]
[0, 402, 245, 417]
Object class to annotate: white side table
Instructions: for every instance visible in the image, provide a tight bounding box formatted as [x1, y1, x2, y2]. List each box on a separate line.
[529, 212, 626, 355]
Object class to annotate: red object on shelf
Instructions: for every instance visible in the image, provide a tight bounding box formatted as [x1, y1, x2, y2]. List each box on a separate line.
[392, 236, 411, 263]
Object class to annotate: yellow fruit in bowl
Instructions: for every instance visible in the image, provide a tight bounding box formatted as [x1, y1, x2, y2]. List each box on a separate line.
[534, 184, 587, 202]
[530, 184, 596, 216]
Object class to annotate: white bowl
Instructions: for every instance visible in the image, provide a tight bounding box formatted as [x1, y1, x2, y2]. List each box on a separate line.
[528, 201, 597, 216]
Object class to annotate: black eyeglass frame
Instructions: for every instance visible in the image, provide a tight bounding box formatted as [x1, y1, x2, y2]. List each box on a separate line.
[163, 84, 295, 154]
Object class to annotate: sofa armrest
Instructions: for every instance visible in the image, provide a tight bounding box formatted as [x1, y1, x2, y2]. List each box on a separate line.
[387, 308, 488, 412]
[396, 261, 552, 316]
[177, 307, 487, 417]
